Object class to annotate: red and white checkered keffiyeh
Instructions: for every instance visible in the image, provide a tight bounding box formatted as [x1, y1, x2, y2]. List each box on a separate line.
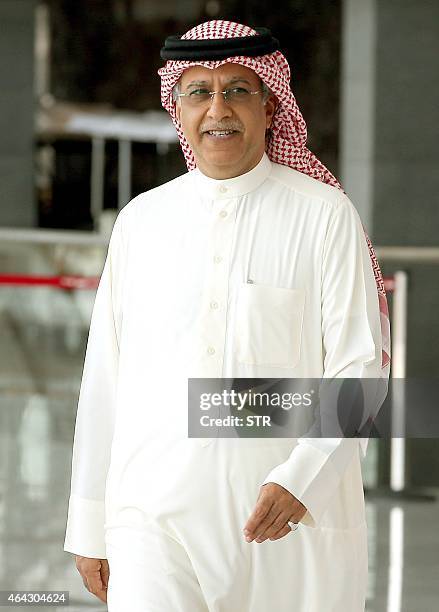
[158, 20, 390, 370]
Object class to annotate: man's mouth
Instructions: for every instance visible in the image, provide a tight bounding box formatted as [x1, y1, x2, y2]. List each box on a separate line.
[204, 129, 239, 138]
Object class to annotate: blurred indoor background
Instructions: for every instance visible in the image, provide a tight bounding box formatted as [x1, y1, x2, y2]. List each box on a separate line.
[0, 1, 438, 610]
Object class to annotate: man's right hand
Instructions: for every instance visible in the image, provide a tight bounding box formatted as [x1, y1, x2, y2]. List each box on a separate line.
[75, 555, 109, 603]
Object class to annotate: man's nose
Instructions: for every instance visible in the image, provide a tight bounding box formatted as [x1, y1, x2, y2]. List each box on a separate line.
[206, 92, 233, 120]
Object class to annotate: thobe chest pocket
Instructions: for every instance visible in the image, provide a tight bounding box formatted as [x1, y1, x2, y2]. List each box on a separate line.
[235, 283, 305, 368]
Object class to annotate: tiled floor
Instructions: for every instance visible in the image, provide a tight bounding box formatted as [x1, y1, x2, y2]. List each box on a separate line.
[0, 244, 438, 611]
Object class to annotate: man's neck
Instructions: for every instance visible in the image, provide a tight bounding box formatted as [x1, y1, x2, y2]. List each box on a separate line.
[195, 152, 265, 180]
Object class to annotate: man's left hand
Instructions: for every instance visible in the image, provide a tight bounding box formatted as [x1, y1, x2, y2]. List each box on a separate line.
[243, 482, 307, 543]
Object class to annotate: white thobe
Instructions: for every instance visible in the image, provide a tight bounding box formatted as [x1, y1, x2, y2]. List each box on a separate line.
[64, 152, 389, 611]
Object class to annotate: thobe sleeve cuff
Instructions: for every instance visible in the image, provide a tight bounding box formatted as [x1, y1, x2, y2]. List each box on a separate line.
[63, 494, 107, 559]
[261, 443, 341, 528]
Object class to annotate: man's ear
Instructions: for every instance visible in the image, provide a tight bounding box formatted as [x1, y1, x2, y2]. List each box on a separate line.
[175, 101, 181, 123]
[265, 95, 277, 130]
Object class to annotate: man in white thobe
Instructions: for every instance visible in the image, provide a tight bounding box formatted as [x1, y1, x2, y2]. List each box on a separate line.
[64, 20, 390, 612]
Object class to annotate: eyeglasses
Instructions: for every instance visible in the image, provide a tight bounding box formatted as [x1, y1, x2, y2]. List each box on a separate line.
[175, 86, 263, 107]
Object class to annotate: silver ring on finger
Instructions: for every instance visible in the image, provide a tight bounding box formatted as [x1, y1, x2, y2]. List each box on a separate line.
[287, 520, 299, 532]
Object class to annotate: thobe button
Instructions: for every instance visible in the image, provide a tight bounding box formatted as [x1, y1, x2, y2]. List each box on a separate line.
[213, 255, 222, 263]
[207, 346, 215, 355]
[210, 301, 219, 309]
[219, 210, 227, 218]
[219, 185, 228, 193]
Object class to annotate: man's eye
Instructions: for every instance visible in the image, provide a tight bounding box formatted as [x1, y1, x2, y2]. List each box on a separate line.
[227, 87, 249, 95]
[189, 89, 210, 96]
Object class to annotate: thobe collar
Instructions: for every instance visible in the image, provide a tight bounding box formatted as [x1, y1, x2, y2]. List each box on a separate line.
[190, 152, 272, 201]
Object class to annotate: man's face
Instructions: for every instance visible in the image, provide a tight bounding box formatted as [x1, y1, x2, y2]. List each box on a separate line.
[175, 63, 276, 179]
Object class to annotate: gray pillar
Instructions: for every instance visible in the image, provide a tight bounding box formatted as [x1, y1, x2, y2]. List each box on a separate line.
[339, 0, 377, 233]
[341, 0, 439, 244]
[0, 0, 36, 227]
[373, 0, 439, 247]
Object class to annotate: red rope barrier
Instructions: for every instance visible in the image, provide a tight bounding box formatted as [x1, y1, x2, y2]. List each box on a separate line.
[0, 274, 100, 290]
